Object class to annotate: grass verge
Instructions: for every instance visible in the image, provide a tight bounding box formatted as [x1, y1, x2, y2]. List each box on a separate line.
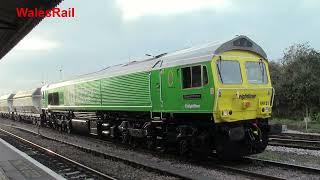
[271, 117, 320, 134]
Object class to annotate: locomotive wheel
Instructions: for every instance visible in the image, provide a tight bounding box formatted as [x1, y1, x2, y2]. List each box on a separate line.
[58, 124, 62, 132]
[179, 139, 189, 156]
[121, 133, 129, 144]
[66, 122, 71, 134]
[129, 136, 137, 148]
[216, 141, 243, 160]
[36, 119, 41, 127]
[61, 122, 66, 132]
[146, 138, 154, 150]
[215, 134, 242, 160]
[215, 143, 227, 160]
[192, 133, 211, 159]
[254, 129, 268, 153]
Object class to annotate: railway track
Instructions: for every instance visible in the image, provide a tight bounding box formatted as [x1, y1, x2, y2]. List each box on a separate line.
[271, 133, 320, 141]
[245, 157, 320, 175]
[205, 158, 284, 180]
[206, 155, 320, 180]
[0, 121, 283, 180]
[0, 124, 193, 180]
[0, 128, 117, 180]
[1, 120, 320, 179]
[269, 133, 320, 150]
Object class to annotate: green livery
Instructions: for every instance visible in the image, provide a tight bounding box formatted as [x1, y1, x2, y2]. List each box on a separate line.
[43, 62, 213, 113]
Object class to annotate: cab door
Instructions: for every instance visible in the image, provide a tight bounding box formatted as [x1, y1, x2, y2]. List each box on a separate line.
[151, 63, 214, 114]
[150, 70, 162, 112]
[160, 67, 180, 112]
[179, 64, 213, 113]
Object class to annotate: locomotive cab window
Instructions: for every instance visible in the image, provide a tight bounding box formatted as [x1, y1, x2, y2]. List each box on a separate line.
[246, 61, 268, 84]
[182, 67, 192, 88]
[48, 92, 59, 105]
[182, 65, 208, 89]
[192, 66, 202, 87]
[217, 60, 242, 84]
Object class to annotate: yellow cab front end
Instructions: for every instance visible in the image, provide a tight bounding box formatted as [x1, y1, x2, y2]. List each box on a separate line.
[211, 50, 273, 158]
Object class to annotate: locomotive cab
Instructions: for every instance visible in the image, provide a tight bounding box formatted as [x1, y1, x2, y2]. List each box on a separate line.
[213, 50, 273, 122]
[212, 49, 273, 158]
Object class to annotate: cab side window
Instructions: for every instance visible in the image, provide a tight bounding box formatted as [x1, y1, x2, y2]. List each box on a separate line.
[203, 66, 208, 85]
[182, 65, 207, 89]
[192, 66, 202, 87]
[182, 67, 192, 88]
[48, 93, 52, 104]
[48, 92, 59, 105]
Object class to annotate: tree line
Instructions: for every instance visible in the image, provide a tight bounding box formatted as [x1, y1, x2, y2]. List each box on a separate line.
[269, 43, 320, 121]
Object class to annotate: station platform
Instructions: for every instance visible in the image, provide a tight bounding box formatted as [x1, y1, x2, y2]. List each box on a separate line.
[0, 138, 64, 180]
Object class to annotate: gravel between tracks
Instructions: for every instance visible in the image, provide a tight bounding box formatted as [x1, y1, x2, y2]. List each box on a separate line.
[233, 159, 320, 180]
[0, 119, 250, 180]
[0, 125, 175, 180]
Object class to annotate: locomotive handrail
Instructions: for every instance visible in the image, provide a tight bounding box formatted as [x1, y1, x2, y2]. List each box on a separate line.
[271, 87, 275, 107]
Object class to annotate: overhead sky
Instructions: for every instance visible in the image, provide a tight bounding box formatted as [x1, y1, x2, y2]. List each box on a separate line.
[0, 0, 319, 94]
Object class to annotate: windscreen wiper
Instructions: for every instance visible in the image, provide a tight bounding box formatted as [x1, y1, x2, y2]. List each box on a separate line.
[259, 59, 265, 82]
[217, 56, 224, 83]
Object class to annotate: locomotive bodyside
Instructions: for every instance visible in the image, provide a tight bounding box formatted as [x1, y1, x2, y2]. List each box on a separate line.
[43, 72, 152, 112]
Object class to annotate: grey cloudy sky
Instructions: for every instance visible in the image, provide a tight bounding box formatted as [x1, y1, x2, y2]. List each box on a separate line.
[0, 0, 319, 94]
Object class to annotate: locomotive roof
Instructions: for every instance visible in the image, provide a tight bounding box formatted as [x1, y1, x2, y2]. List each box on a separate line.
[0, 93, 15, 100]
[14, 88, 41, 99]
[158, 35, 267, 68]
[44, 35, 267, 90]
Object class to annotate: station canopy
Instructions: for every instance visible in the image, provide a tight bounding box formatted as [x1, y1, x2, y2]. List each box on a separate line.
[0, 0, 62, 60]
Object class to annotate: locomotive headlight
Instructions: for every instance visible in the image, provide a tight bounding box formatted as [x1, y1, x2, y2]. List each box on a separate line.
[261, 107, 270, 114]
[265, 107, 270, 112]
[222, 109, 230, 117]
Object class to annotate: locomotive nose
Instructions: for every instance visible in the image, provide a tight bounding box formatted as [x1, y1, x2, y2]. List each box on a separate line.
[215, 88, 273, 123]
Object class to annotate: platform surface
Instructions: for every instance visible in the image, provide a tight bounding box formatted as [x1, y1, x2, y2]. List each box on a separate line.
[0, 138, 65, 180]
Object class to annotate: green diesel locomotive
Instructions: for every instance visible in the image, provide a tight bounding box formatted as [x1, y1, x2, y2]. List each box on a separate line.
[6, 36, 274, 158]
